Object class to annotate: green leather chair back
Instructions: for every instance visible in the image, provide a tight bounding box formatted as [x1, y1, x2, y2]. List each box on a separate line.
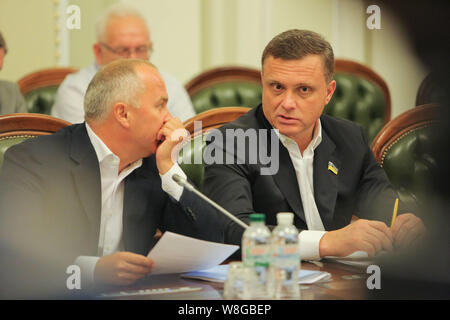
[178, 135, 207, 190]
[382, 125, 439, 213]
[0, 136, 34, 170]
[326, 59, 391, 143]
[371, 104, 440, 219]
[191, 82, 262, 114]
[23, 86, 59, 114]
[180, 107, 251, 189]
[186, 66, 262, 113]
[326, 72, 387, 143]
[0, 114, 71, 174]
[415, 73, 446, 106]
[18, 67, 78, 115]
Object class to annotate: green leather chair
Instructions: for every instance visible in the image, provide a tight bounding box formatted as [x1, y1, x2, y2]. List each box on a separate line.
[0, 113, 70, 172]
[178, 135, 207, 190]
[180, 107, 251, 189]
[185, 66, 262, 114]
[415, 73, 447, 106]
[17, 67, 78, 115]
[326, 59, 391, 143]
[371, 103, 441, 220]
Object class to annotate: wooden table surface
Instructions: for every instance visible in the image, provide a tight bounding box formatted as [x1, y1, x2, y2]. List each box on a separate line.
[99, 261, 371, 300]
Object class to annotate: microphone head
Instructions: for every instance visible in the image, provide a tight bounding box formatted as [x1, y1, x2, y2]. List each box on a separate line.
[172, 174, 184, 186]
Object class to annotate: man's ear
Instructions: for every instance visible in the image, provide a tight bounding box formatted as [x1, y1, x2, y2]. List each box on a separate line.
[325, 80, 337, 105]
[113, 103, 131, 129]
[93, 43, 103, 65]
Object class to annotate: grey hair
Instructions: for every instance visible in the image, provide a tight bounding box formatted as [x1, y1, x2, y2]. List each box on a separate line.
[95, 3, 149, 42]
[84, 59, 154, 122]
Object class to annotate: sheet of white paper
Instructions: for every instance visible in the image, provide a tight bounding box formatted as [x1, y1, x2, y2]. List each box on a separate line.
[147, 231, 239, 275]
[323, 250, 388, 268]
[324, 251, 369, 261]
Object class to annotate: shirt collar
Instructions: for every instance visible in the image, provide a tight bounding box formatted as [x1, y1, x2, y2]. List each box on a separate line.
[85, 122, 143, 171]
[277, 119, 322, 151]
[85, 122, 115, 164]
[93, 61, 100, 72]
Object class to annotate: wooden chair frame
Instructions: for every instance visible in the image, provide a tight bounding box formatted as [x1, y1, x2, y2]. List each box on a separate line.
[0, 113, 71, 139]
[183, 107, 251, 136]
[17, 67, 78, 95]
[370, 103, 441, 165]
[185, 66, 261, 97]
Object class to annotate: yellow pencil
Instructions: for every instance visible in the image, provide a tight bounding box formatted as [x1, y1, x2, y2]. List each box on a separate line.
[390, 198, 399, 228]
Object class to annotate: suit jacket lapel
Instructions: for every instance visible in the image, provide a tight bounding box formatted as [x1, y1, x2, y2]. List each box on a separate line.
[256, 107, 306, 224]
[70, 124, 101, 251]
[272, 144, 306, 224]
[122, 157, 163, 255]
[122, 168, 155, 254]
[313, 126, 340, 230]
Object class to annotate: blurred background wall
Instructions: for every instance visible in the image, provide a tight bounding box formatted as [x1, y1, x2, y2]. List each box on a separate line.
[0, 0, 428, 117]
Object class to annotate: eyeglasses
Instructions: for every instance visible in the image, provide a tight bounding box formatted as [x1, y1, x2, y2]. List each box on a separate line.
[100, 42, 153, 58]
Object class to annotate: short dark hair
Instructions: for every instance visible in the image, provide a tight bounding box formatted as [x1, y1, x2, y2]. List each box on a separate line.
[261, 29, 334, 82]
[0, 32, 7, 54]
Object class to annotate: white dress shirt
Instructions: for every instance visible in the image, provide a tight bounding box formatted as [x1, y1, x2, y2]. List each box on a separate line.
[75, 123, 186, 285]
[277, 120, 327, 261]
[52, 62, 196, 123]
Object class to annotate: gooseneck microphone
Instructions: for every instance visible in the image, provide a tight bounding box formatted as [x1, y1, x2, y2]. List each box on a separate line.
[172, 174, 248, 230]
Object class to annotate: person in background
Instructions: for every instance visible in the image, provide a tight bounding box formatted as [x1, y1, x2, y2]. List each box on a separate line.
[0, 31, 27, 115]
[52, 3, 195, 123]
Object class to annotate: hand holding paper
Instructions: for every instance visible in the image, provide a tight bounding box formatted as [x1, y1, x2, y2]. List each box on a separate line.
[147, 232, 239, 275]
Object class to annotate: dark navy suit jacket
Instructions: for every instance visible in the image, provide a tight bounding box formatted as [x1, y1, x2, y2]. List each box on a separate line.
[203, 105, 410, 245]
[0, 123, 224, 291]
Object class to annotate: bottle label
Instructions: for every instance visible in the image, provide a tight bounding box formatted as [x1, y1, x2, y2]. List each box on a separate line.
[243, 244, 270, 267]
[273, 244, 299, 259]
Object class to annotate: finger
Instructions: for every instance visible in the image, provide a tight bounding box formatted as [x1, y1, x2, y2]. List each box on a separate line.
[391, 214, 412, 237]
[391, 218, 406, 238]
[121, 261, 153, 275]
[368, 220, 393, 243]
[122, 252, 154, 268]
[394, 225, 417, 248]
[116, 271, 145, 285]
[366, 227, 393, 252]
[161, 118, 183, 132]
[360, 239, 377, 257]
[159, 126, 179, 144]
[157, 127, 168, 142]
[395, 221, 425, 249]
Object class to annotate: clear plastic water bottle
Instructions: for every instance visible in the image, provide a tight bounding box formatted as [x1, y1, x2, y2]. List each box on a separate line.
[241, 213, 271, 299]
[270, 212, 300, 299]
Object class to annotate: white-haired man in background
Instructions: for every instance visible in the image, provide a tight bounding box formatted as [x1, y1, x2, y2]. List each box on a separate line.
[52, 3, 195, 123]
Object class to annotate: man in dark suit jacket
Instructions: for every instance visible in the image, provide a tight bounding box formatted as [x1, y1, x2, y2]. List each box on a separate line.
[0, 31, 27, 115]
[203, 29, 425, 260]
[0, 59, 223, 296]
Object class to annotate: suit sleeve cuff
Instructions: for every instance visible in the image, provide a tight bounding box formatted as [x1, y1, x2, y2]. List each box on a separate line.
[160, 163, 186, 201]
[74, 256, 100, 287]
[298, 230, 327, 261]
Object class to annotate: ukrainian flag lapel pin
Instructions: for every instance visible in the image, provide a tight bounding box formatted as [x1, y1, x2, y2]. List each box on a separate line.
[328, 161, 338, 175]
